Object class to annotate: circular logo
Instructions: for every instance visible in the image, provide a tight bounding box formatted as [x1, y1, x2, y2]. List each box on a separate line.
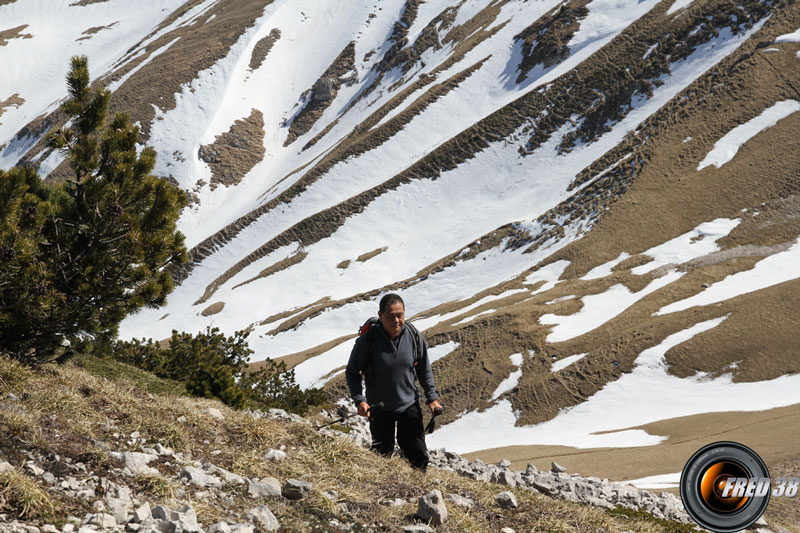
[680, 442, 770, 532]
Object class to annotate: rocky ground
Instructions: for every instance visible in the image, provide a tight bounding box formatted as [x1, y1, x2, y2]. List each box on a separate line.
[0, 393, 788, 533]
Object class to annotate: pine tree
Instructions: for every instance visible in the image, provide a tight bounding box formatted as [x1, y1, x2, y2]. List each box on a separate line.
[0, 166, 60, 356]
[0, 56, 187, 363]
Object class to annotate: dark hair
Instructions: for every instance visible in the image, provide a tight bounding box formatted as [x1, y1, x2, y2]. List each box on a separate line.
[379, 293, 405, 313]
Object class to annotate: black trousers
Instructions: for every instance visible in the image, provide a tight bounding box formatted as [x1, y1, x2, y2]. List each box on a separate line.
[369, 402, 428, 470]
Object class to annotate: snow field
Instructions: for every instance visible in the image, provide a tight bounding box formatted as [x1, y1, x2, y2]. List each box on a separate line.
[429, 316, 800, 452]
[122, 0, 755, 350]
[0, 0, 191, 169]
[125, 8, 770, 374]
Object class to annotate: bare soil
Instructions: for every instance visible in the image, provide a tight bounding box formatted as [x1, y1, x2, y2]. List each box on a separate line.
[248, 28, 280, 71]
[198, 108, 265, 190]
[0, 24, 32, 46]
[200, 302, 225, 316]
[76, 21, 118, 41]
[0, 93, 24, 122]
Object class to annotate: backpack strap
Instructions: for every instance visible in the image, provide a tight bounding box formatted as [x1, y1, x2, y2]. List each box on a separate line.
[405, 321, 423, 367]
[359, 317, 381, 378]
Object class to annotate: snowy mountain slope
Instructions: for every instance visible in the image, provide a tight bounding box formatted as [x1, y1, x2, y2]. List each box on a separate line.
[3, 0, 800, 491]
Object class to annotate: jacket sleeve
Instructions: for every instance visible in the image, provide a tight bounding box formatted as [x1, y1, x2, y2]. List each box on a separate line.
[345, 334, 369, 406]
[415, 334, 440, 404]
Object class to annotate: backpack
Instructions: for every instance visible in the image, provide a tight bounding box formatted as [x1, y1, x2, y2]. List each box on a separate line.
[358, 318, 422, 376]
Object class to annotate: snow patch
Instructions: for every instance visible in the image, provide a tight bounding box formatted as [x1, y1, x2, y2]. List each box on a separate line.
[631, 218, 741, 275]
[491, 353, 524, 400]
[540, 270, 683, 343]
[428, 341, 460, 364]
[666, 0, 696, 16]
[656, 236, 800, 315]
[524, 260, 570, 294]
[582, 252, 630, 280]
[626, 472, 681, 490]
[552, 353, 588, 372]
[775, 28, 800, 43]
[698, 100, 800, 170]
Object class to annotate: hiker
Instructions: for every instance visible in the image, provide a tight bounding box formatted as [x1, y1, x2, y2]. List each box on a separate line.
[345, 293, 442, 470]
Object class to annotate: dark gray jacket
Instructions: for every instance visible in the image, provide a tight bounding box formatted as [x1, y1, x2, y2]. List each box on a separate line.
[345, 323, 439, 413]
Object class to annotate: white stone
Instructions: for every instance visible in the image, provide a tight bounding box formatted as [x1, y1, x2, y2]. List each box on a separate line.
[416, 490, 447, 526]
[153, 444, 173, 456]
[131, 502, 151, 524]
[263, 449, 286, 462]
[446, 494, 474, 509]
[203, 464, 245, 485]
[180, 466, 222, 488]
[208, 523, 232, 533]
[25, 462, 45, 476]
[110, 452, 159, 476]
[246, 506, 279, 532]
[282, 479, 312, 500]
[248, 478, 281, 498]
[104, 497, 131, 525]
[494, 491, 518, 509]
[202, 408, 225, 421]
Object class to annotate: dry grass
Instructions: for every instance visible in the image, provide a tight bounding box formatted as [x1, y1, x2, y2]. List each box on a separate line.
[0, 469, 55, 521]
[133, 472, 177, 502]
[0, 352, 693, 531]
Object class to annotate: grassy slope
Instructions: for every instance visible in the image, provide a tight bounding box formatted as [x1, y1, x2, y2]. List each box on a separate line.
[0, 353, 693, 532]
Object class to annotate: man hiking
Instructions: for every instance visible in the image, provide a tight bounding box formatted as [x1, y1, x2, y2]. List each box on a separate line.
[346, 293, 442, 471]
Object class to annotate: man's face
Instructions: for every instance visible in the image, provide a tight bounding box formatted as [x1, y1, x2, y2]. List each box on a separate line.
[379, 301, 405, 339]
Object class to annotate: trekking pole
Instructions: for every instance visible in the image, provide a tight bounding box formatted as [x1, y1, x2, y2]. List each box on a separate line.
[316, 402, 384, 430]
[425, 406, 443, 434]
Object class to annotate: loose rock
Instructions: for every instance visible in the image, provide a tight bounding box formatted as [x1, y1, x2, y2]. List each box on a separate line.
[282, 479, 312, 500]
[246, 505, 279, 532]
[416, 489, 447, 526]
[263, 449, 286, 462]
[248, 478, 281, 498]
[181, 466, 222, 488]
[495, 491, 519, 509]
[446, 494, 474, 509]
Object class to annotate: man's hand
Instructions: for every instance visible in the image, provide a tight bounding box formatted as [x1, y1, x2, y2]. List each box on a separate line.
[357, 401, 371, 418]
[428, 400, 442, 414]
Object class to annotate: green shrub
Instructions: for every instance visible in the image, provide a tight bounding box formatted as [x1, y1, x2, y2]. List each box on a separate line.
[114, 328, 327, 413]
[239, 358, 328, 414]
